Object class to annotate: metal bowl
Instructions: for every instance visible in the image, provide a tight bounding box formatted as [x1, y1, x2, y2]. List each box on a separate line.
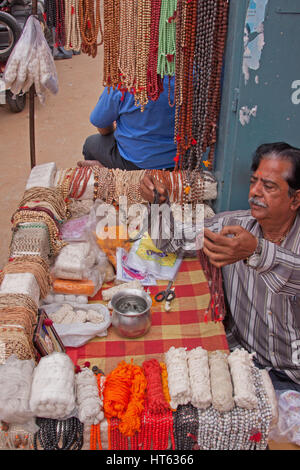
[111, 288, 152, 339]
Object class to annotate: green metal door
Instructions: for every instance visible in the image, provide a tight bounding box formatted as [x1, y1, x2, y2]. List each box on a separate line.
[214, 0, 300, 212]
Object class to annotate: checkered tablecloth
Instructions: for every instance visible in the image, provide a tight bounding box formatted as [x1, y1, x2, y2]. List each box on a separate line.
[66, 257, 229, 374]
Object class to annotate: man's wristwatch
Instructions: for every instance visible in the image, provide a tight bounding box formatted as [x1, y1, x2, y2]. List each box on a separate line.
[244, 237, 263, 267]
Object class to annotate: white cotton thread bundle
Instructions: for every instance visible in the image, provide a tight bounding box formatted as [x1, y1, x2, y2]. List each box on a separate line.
[260, 369, 279, 428]
[43, 293, 89, 304]
[187, 347, 212, 409]
[0, 355, 35, 424]
[76, 368, 104, 425]
[26, 162, 57, 189]
[102, 280, 144, 302]
[29, 352, 75, 419]
[228, 348, 258, 410]
[48, 304, 105, 325]
[209, 350, 235, 412]
[165, 346, 191, 410]
[0, 273, 40, 305]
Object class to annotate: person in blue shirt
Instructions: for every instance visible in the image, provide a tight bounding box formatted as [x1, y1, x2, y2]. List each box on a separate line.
[80, 77, 177, 170]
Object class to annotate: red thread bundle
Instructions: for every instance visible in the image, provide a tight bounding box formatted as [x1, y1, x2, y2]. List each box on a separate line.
[142, 359, 170, 414]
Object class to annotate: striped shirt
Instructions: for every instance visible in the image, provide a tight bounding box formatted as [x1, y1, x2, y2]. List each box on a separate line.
[205, 210, 300, 384]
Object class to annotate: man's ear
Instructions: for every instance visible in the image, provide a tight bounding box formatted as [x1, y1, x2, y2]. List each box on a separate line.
[290, 190, 300, 211]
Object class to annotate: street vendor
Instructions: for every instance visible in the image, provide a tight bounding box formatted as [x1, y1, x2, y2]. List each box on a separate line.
[140, 142, 300, 392]
[79, 77, 176, 170]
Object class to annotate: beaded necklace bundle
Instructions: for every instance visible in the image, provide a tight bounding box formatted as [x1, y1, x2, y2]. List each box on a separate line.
[78, 0, 103, 58]
[90, 167, 217, 205]
[64, 0, 82, 52]
[0, 256, 52, 300]
[186, 0, 229, 170]
[103, 0, 120, 89]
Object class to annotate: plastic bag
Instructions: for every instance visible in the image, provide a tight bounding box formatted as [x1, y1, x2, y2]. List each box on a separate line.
[52, 266, 103, 297]
[51, 241, 98, 281]
[116, 247, 157, 285]
[126, 232, 183, 281]
[269, 390, 300, 446]
[42, 303, 111, 347]
[61, 215, 91, 242]
[4, 15, 58, 103]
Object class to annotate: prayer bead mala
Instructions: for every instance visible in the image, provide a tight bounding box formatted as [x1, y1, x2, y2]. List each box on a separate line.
[34, 417, 84, 450]
[64, 0, 82, 52]
[69, 167, 93, 199]
[174, 0, 187, 143]
[118, 0, 137, 92]
[174, 403, 199, 450]
[147, 0, 163, 102]
[78, 0, 103, 58]
[54, 0, 66, 47]
[157, 0, 177, 78]
[91, 167, 213, 205]
[188, 0, 229, 170]
[103, 0, 120, 88]
[197, 249, 226, 322]
[0, 293, 38, 318]
[44, 0, 56, 29]
[175, 0, 197, 169]
[0, 256, 52, 300]
[19, 187, 67, 222]
[135, 0, 151, 111]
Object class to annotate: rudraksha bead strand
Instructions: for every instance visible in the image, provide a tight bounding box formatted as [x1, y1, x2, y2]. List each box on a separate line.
[118, 0, 138, 92]
[135, 0, 151, 111]
[103, 0, 120, 89]
[147, 0, 163, 101]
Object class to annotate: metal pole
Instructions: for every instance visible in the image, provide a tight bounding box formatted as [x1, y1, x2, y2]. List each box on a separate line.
[29, 0, 38, 169]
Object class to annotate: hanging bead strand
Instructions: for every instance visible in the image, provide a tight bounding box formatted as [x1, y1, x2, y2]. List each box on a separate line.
[147, 0, 163, 101]
[135, 0, 151, 111]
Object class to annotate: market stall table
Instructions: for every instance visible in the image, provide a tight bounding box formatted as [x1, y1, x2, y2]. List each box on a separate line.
[66, 257, 229, 373]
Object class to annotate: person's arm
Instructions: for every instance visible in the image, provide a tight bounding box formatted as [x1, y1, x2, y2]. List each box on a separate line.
[90, 89, 120, 131]
[97, 122, 116, 136]
[204, 225, 300, 295]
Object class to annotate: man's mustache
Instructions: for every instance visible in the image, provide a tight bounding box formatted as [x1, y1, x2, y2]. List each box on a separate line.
[248, 197, 268, 208]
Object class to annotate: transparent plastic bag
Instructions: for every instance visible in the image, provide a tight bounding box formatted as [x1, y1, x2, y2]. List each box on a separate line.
[4, 16, 58, 103]
[61, 215, 91, 242]
[269, 390, 300, 446]
[42, 303, 111, 347]
[52, 267, 103, 297]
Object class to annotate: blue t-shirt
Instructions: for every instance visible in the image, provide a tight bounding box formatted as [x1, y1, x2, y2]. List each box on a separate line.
[90, 78, 177, 169]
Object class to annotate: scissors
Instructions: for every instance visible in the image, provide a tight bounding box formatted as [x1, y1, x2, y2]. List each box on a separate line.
[155, 281, 176, 303]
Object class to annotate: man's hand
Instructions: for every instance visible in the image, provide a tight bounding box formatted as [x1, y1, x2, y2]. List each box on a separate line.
[203, 226, 258, 268]
[140, 174, 168, 203]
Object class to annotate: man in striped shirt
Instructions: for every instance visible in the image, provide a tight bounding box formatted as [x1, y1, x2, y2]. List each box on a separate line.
[140, 142, 300, 391]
